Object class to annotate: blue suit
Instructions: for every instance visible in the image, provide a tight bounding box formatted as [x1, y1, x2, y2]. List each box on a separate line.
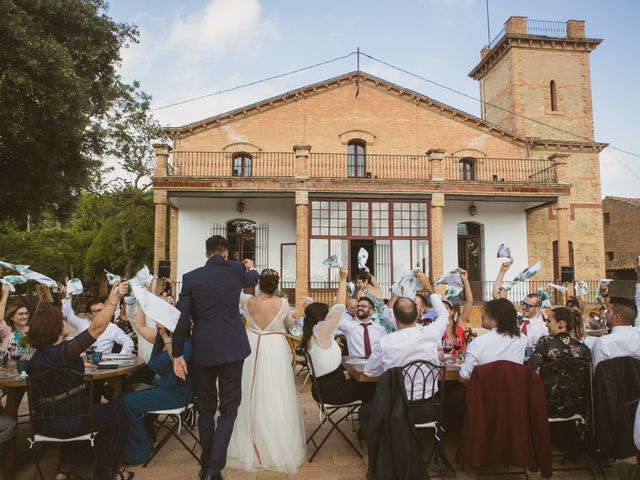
[173, 255, 259, 476]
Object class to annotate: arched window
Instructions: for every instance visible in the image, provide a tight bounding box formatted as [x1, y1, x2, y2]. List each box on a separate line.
[347, 140, 366, 178]
[459, 158, 475, 181]
[227, 219, 256, 261]
[550, 80, 558, 112]
[232, 152, 252, 177]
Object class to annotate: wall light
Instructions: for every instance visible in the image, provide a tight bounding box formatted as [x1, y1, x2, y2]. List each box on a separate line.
[237, 200, 245, 213]
[469, 203, 477, 216]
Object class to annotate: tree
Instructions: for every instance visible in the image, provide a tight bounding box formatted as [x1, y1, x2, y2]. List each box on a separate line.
[0, 0, 137, 222]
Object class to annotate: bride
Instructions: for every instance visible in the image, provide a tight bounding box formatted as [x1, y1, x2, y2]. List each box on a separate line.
[227, 269, 305, 473]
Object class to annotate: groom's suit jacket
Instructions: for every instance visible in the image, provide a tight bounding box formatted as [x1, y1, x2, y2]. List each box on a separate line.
[173, 255, 259, 366]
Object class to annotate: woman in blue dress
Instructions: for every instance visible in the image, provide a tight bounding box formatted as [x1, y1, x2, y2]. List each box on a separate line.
[120, 290, 192, 465]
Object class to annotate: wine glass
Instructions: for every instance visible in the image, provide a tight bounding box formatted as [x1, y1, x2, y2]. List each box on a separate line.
[0, 349, 7, 368]
[442, 337, 453, 355]
[9, 346, 23, 362]
[453, 337, 463, 355]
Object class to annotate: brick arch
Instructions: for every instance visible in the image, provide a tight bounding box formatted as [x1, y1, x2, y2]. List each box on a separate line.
[222, 142, 261, 153]
[450, 148, 487, 158]
[339, 129, 376, 146]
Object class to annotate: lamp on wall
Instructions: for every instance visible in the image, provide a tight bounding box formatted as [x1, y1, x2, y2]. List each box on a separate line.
[469, 203, 477, 217]
[237, 200, 245, 213]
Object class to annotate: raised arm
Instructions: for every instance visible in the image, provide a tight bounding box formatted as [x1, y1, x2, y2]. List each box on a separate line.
[459, 268, 474, 326]
[599, 282, 611, 309]
[363, 266, 383, 299]
[87, 282, 128, 340]
[317, 268, 348, 344]
[61, 293, 91, 333]
[242, 258, 259, 287]
[492, 260, 513, 299]
[135, 303, 158, 344]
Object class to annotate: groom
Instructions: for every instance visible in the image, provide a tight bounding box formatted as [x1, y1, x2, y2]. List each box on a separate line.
[172, 235, 259, 480]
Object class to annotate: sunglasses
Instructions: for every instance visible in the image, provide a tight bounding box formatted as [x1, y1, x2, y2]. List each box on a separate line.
[519, 301, 538, 309]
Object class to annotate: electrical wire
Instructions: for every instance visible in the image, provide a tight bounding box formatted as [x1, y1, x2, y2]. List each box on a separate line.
[150, 51, 358, 112]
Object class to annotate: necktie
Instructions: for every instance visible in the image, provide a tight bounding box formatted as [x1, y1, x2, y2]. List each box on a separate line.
[521, 319, 530, 335]
[361, 323, 372, 358]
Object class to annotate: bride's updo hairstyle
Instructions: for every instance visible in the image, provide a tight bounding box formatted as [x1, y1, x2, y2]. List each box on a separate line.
[259, 269, 280, 295]
[301, 302, 329, 352]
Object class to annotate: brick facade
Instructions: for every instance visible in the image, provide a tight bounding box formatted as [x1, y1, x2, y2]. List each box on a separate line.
[603, 196, 640, 280]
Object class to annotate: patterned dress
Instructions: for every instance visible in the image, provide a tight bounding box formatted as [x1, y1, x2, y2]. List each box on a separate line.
[528, 333, 592, 417]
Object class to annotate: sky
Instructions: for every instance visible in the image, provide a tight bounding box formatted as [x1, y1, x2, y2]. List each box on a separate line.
[106, 0, 640, 198]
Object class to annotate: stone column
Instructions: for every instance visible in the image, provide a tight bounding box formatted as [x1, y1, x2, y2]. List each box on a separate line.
[153, 189, 168, 278]
[295, 191, 309, 313]
[556, 196, 571, 301]
[153, 143, 172, 176]
[430, 193, 445, 280]
[505, 16, 527, 35]
[566, 20, 585, 39]
[293, 144, 311, 179]
[549, 153, 569, 183]
[427, 148, 446, 181]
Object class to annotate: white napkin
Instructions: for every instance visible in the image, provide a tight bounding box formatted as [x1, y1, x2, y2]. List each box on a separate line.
[497, 244, 512, 260]
[65, 278, 84, 296]
[390, 270, 421, 300]
[1, 275, 27, 293]
[104, 269, 121, 285]
[596, 279, 614, 301]
[357, 248, 368, 270]
[548, 283, 568, 293]
[0, 261, 30, 272]
[512, 261, 541, 283]
[131, 283, 180, 332]
[435, 268, 463, 291]
[322, 255, 344, 269]
[21, 269, 57, 287]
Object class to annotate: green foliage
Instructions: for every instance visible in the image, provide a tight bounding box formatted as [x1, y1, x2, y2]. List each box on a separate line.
[0, 0, 137, 221]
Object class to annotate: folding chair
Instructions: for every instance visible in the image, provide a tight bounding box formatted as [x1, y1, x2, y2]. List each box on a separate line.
[539, 357, 598, 479]
[26, 368, 98, 480]
[401, 359, 449, 478]
[304, 351, 362, 462]
[143, 403, 201, 468]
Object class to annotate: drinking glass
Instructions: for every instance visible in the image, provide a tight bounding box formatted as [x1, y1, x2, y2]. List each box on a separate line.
[453, 337, 463, 355]
[442, 337, 453, 355]
[0, 349, 7, 368]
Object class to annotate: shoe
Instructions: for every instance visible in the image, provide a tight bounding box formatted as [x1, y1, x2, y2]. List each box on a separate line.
[112, 468, 134, 480]
[202, 473, 223, 480]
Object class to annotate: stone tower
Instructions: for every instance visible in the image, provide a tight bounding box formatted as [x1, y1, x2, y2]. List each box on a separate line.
[469, 16, 607, 281]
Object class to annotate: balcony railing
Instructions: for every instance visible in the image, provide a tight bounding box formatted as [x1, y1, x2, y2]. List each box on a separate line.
[169, 151, 295, 177]
[309, 153, 431, 180]
[526, 19, 568, 38]
[442, 156, 556, 183]
[166, 151, 560, 184]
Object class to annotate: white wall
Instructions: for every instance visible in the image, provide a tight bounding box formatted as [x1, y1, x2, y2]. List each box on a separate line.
[443, 200, 532, 292]
[173, 197, 296, 280]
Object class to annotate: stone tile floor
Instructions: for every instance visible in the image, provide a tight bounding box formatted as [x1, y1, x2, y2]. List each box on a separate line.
[13, 371, 611, 479]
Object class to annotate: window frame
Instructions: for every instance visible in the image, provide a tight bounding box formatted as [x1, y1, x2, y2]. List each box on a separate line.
[550, 80, 558, 112]
[459, 157, 475, 181]
[347, 140, 366, 178]
[232, 152, 253, 177]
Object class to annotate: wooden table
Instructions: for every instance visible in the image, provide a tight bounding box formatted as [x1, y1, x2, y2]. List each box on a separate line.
[342, 356, 461, 382]
[0, 357, 145, 480]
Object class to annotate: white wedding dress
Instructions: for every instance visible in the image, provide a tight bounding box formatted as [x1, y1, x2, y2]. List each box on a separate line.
[226, 294, 306, 473]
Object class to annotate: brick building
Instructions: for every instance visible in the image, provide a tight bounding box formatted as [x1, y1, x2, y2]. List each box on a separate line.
[152, 16, 607, 309]
[603, 196, 640, 281]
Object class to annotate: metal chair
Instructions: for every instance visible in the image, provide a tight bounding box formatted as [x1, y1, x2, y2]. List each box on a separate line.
[26, 368, 98, 480]
[304, 350, 362, 462]
[401, 359, 449, 478]
[143, 403, 201, 468]
[539, 357, 598, 479]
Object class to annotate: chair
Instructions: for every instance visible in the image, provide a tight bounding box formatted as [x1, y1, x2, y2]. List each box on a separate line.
[26, 368, 98, 480]
[400, 359, 449, 478]
[538, 357, 597, 479]
[143, 403, 201, 468]
[304, 351, 362, 462]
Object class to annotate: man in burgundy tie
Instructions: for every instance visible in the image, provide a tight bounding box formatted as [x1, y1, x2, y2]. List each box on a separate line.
[518, 293, 548, 350]
[338, 296, 386, 358]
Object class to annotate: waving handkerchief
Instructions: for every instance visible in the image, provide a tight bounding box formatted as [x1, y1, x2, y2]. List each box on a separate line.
[104, 269, 121, 285]
[497, 244, 512, 260]
[346, 282, 355, 296]
[130, 265, 154, 288]
[512, 261, 541, 283]
[1, 275, 27, 293]
[390, 270, 421, 299]
[131, 283, 179, 332]
[66, 278, 84, 296]
[357, 248, 368, 270]
[322, 255, 344, 269]
[537, 288, 552, 308]
[548, 283, 568, 293]
[22, 269, 57, 287]
[435, 268, 463, 290]
[0, 261, 30, 272]
[596, 279, 614, 302]
[575, 281, 589, 296]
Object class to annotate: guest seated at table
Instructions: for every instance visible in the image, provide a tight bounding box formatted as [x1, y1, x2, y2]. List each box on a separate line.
[61, 293, 134, 355]
[119, 296, 192, 465]
[459, 298, 527, 383]
[442, 268, 473, 354]
[591, 296, 640, 371]
[294, 296, 315, 328]
[382, 271, 435, 331]
[302, 267, 375, 405]
[26, 281, 132, 480]
[5, 300, 30, 340]
[337, 295, 386, 359]
[518, 293, 549, 350]
[0, 284, 14, 350]
[528, 307, 591, 374]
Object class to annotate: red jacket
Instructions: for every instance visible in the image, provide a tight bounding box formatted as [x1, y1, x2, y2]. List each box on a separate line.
[455, 360, 553, 478]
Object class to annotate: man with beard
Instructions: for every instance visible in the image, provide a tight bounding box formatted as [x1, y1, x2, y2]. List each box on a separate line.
[337, 296, 386, 358]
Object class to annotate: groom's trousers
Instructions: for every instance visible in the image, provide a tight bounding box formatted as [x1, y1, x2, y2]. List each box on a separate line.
[193, 360, 244, 476]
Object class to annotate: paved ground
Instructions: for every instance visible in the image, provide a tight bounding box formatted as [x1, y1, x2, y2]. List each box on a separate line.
[13, 370, 608, 480]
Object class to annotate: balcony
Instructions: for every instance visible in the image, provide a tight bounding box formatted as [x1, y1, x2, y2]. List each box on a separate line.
[166, 151, 559, 184]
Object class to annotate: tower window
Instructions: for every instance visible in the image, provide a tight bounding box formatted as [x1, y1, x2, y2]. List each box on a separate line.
[603, 212, 610, 225]
[550, 80, 558, 112]
[606, 251, 614, 262]
[347, 140, 366, 178]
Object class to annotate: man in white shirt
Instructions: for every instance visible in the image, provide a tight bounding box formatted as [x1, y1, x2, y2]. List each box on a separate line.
[337, 297, 386, 358]
[364, 287, 448, 401]
[591, 296, 640, 371]
[341, 298, 358, 323]
[294, 296, 315, 328]
[62, 297, 134, 354]
[518, 293, 548, 350]
[459, 298, 527, 382]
